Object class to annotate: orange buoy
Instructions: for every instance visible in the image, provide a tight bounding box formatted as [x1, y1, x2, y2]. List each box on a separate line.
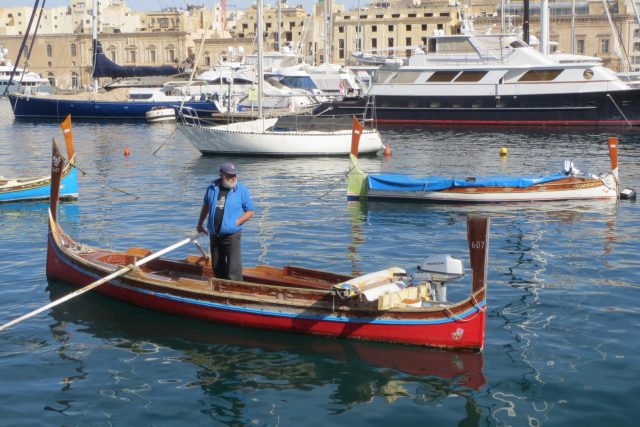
[384, 144, 392, 156]
[124, 147, 131, 156]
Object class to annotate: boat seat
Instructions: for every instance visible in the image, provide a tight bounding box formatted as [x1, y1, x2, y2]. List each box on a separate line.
[242, 265, 335, 290]
[127, 247, 152, 258]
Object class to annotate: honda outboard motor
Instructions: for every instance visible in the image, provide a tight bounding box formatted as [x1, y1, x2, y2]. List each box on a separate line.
[415, 255, 464, 302]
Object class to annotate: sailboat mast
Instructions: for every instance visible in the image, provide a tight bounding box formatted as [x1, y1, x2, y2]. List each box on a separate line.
[540, 0, 549, 55]
[277, 0, 282, 52]
[323, 0, 330, 63]
[257, 0, 264, 118]
[92, 0, 98, 93]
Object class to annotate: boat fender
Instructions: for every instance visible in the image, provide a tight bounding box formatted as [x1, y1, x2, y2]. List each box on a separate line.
[620, 188, 636, 200]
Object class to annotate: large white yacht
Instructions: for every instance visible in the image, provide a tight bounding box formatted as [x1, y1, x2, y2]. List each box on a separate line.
[316, 33, 640, 127]
[0, 47, 52, 96]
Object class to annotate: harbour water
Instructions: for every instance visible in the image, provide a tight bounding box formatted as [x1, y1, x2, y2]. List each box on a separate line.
[1, 99, 639, 426]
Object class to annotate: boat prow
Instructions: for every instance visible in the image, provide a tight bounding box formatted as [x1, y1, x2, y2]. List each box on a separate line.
[0, 114, 78, 203]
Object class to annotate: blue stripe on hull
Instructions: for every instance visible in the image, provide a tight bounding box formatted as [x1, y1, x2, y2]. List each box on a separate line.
[8, 95, 219, 120]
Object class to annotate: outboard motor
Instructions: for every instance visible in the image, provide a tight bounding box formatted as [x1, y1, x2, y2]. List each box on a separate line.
[416, 255, 464, 302]
[562, 159, 581, 176]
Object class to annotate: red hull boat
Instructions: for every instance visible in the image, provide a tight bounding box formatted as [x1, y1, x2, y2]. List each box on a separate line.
[44, 140, 491, 351]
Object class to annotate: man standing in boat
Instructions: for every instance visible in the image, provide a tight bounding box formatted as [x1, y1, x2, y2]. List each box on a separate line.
[197, 162, 254, 281]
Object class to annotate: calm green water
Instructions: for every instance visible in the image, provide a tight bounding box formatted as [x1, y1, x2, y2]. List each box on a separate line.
[1, 100, 639, 426]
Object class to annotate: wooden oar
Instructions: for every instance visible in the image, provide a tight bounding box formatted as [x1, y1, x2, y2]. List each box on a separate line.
[0, 232, 205, 333]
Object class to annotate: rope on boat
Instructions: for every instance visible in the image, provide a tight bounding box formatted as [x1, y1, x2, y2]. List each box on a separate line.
[607, 94, 632, 127]
[152, 126, 178, 156]
[74, 164, 140, 199]
[316, 164, 356, 200]
[443, 294, 486, 323]
[66, 241, 97, 255]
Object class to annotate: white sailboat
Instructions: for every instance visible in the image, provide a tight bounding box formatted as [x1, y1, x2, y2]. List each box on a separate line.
[176, 0, 382, 156]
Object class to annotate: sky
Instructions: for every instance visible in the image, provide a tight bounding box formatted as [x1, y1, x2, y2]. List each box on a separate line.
[2, 0, 329, 13]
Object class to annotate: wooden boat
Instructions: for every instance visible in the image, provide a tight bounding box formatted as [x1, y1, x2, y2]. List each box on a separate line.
[348, 136, 622, 203]
[0, 115, 78, 203]
[45, 140, 490, 351]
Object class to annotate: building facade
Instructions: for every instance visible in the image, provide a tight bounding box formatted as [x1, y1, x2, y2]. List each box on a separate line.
[1, 0, 640, 90]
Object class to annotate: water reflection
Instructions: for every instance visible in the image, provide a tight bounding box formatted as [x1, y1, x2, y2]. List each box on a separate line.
[46, 280, 486, 418]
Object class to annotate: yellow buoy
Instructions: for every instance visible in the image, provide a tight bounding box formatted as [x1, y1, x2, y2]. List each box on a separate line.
[499, 147, 508, 157]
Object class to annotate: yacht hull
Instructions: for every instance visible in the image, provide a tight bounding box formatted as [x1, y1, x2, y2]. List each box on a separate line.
[315, 90, 640, 126]
[8, 94, 218, 120]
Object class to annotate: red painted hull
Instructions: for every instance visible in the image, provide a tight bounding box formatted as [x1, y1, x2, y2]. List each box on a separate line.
[46, 231, 487, 351]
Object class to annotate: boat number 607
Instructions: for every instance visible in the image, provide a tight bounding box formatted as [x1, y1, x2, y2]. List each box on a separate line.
[471, 241, 485, 249]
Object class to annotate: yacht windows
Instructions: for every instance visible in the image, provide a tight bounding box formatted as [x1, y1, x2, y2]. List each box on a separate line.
[374, 70, 397, 83]
[454, 71, 488, 82]
[471, 101, 482, 108]
[518, 70, 562, 82]
[427, 71, 460, 82]
[583, 69, 594, 80]
[389, 71, 421, 83]
[430, 100, 441, 108]
[129, 93, 154, 100]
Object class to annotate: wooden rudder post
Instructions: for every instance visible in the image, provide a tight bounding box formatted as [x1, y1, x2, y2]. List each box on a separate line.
[467, 216, 490, 294]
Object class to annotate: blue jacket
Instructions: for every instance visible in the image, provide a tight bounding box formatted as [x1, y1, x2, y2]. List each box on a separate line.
[203, 179, 254, 235]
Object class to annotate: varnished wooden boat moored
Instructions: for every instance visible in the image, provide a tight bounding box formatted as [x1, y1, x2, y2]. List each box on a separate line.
[45, 140, 490, 351]
[348, 136, 622, 203]
[0, 115, 78, 203]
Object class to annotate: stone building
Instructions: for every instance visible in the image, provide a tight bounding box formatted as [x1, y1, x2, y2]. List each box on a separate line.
[1, 0, 640, 90]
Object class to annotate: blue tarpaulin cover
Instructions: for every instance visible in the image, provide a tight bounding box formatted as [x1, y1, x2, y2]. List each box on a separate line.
[368, 173, 568, 191]
[92, 40, 180, 78]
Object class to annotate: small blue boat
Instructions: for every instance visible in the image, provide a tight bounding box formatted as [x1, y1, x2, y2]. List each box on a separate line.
[0, 114, 78, 203]
[0, 165, 78, 203]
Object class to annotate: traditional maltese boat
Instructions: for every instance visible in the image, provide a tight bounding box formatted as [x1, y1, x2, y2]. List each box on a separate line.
[0, 115, 78, 203]
[43, 140, 490, 350]
[348, 136, 625, 203]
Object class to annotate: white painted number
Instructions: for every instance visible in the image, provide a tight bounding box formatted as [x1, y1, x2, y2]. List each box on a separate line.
[471, 241, 485, 249]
